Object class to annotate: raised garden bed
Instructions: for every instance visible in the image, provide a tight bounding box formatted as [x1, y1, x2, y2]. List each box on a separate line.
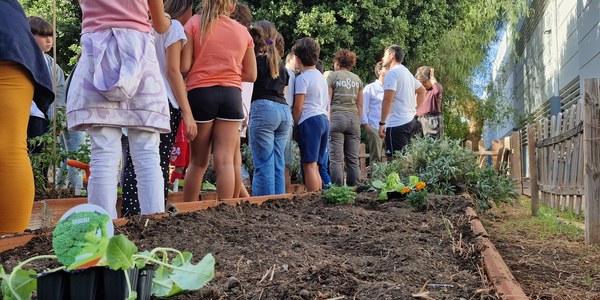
[0, 193, 517, 299]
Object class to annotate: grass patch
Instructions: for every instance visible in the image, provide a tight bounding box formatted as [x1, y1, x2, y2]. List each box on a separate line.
[486, 196, 583, 241]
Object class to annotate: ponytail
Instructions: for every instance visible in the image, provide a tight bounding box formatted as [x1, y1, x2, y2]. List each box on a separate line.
[252, 20, 281, 79]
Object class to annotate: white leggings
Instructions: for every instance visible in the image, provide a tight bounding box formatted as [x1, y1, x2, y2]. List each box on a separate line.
[86, 127, 163, 219]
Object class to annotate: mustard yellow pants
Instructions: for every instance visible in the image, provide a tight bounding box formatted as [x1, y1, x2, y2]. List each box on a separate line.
[0, 61, 35, 234]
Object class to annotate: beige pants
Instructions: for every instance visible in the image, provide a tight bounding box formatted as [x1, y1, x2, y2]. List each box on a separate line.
[364, 125, 384, 164]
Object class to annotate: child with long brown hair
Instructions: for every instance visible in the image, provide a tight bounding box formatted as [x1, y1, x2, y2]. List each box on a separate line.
[247, 20, 291, 196]
[181, 0, 256, 201]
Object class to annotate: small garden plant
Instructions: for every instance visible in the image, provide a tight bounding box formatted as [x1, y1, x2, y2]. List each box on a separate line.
[371, 172, 428, 206]
[0, 207, 215, 300]
[322, 185, 356, 204]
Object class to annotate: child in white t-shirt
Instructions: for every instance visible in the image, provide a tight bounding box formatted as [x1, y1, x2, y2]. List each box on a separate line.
[291, 37, 329, 192]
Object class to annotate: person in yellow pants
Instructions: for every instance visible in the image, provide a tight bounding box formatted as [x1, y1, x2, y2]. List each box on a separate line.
[0, 0, 54, 234]
[0, 63, 36, 234]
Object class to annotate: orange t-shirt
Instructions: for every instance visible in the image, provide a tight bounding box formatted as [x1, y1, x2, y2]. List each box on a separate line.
[184, 15, 253, 90]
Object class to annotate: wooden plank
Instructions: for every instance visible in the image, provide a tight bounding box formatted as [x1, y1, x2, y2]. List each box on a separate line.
[535, 121, 583, 148]
[510, 131, 523, 193]
[537, 184, 584, 196]
[565, 104, 578, 212]
[558, 111, 570, 210]
[538, 119, 547, 205]
[528, 125, 539, 215]
[584, 79, 600, 245]
[578, 98, 586, 215]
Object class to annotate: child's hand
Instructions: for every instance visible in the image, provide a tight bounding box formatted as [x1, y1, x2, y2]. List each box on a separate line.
[182, 113, 197, 141]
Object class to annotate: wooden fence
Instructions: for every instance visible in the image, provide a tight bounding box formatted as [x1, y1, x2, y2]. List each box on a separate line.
[506, 79, 600, 245]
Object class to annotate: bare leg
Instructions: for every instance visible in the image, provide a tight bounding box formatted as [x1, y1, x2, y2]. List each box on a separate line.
[303, 162, 322, 192]
[212, 120, 240, 199]
[183, 122, 213, 202]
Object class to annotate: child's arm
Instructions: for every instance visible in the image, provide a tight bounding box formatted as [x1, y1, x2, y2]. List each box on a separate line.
[241, 46, 257, 82]
[148, 0, 170, 34]
[181, 31, 193, 73]
[166, 40, 197, 141]
[293, 94, 305, 125]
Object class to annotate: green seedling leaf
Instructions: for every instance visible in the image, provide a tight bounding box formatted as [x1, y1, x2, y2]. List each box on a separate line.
[372, 180, 385, 190]
[170, 253, 215, 291]
[106, 235, 138, 270]
[151, 265, 174, 297]
[409, 176, 419, 188]
[172, 251, 193, 267]
[125, 290, 137, 300]
[0, 266, 14, 300]
[202, 181, 216, 191]
[134, 250, 151, 269]
[4, 268, 36, 300]
[377, 190, 388, 201]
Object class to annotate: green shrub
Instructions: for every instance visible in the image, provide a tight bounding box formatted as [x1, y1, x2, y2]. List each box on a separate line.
[28, 108, 89, 199]
[322, 185, 356, 204]
[371, 136, 517, 210]
[406, 190, 429, 211]
[470, 165, 519, 210]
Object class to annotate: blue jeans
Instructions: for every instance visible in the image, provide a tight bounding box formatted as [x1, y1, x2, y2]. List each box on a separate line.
[249, 100, 293, 196]
[56, 128, 86, 190]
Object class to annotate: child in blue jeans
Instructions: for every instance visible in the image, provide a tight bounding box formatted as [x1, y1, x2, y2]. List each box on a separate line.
[291, 37, 330, 192]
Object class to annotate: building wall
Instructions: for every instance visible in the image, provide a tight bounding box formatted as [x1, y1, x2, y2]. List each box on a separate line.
[486, 0, 599, 145]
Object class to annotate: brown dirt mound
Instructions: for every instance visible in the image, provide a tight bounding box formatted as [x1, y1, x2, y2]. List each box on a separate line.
[1, 194, 498, 299]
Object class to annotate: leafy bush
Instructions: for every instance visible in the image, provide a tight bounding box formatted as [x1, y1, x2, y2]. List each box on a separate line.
[28, 108, 90, 199]
[371, 136, 517, 210]
[470, 165, 519, 210]
[406, 190, 429, 211]
[322, 185, 356, 204]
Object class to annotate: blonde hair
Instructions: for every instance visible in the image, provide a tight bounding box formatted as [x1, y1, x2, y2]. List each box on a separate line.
[416, 66, 432, 81]
[251, 20, 280, 79]
[198, 0, 236, 41]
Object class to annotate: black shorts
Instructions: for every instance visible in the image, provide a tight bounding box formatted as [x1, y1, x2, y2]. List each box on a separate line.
[385, 117, 419, 157]
[188, 86, 245, 123]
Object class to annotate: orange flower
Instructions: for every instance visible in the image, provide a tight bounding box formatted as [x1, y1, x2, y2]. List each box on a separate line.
[400, 187, 411, 194]
[415, 181, 426, 191]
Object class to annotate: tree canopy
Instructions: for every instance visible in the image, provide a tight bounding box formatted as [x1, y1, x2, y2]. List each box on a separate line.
[19, 0, 526, 141]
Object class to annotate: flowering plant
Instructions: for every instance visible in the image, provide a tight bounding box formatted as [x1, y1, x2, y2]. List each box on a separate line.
[371, 173, 427, 200]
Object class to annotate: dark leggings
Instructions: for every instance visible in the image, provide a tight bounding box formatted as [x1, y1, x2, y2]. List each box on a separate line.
[121, 104, 181, 217]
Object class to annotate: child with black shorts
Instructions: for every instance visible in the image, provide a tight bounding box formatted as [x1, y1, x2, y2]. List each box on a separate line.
[291, 37, 330, 192]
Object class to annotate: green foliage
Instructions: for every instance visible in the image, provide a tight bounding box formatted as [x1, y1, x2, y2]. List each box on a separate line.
[322, 185, 356, 204]
[106, 234, 215, 298]
[19, 0, 82, 73]
[201, 181, 216, 191]
[28, 108, 90, 200]
[0, 255, 59, 300]
[372, 136, 517, 210]
[406, 190, 429, 211]
[471, 165, 519, 210]
[371, 173, 427, 201]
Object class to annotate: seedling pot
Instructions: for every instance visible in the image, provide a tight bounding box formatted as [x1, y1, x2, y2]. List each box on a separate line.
[387, 191, 407, 200]
[101, 267, 139, 300]
[136, 267, 154, 300]
[37, 270, 68, 300]
[68, 267, 99, 300]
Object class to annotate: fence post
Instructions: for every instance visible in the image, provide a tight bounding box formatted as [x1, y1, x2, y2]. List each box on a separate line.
[527, 125, 539, 216]
[510, 130, 523, 194]
[584, 79, 600, 245]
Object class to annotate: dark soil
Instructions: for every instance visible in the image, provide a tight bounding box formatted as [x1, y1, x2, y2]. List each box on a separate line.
[1, 193, 498, 299]
[482, 200, 600, 300]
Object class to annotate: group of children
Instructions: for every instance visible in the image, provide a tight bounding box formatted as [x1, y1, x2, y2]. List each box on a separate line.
[10, 0, 444, 226]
